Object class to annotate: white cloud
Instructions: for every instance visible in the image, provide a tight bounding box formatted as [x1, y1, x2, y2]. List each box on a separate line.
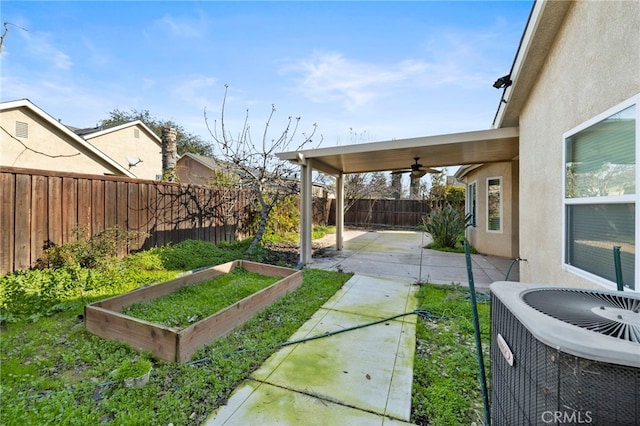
[21, 30, 73, 71]
[281, 52, 436, 110]
[172, 75, 219, 109]
[155, 13, 208, 38]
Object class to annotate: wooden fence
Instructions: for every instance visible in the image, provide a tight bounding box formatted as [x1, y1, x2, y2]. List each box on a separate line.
[332, 198, 431, 228]
[1, 167, 427, 275]
[0, 167, 255, 275]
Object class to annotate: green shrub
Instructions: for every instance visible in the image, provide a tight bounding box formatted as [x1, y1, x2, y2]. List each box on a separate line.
[37, 226, 144, 270]
[423, 204, 470, 249]
[251, 196, 300, 244]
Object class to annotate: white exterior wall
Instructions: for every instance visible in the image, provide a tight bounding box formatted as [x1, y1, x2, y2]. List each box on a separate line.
[1, 107, 117, 175]
[518, 1, 640, 288]
[85, 126, 162, 180]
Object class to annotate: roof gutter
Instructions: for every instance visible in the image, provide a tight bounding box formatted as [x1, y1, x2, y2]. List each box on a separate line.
[492, 0, 573, 129]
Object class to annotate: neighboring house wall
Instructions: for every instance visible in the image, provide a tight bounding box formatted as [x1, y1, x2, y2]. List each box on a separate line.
[176, 155, 217, 186]
[83, 123, 163, 180]
[518, 1, 639, 289]
[463, 161, 519, 259]
[1, 106, 120, 176]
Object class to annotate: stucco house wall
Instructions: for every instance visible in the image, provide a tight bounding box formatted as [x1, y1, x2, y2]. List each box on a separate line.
[517, 1, 640, 288]
[176, 155, 218, 186]
[463, 161, 519, 259]
[1, 104, 126, 176]
[82, 122, 163, 180]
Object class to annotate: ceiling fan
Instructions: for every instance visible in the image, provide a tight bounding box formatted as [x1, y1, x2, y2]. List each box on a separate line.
[390, 157, 440, 178]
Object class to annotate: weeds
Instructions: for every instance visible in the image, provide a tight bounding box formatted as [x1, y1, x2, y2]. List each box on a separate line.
[411, 284, 491, 426]
[122, 268, 279, 328]
[0, 268, 352, 425]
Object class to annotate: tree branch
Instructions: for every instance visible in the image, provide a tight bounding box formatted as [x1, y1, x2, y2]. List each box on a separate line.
[1, 125, 81, 163]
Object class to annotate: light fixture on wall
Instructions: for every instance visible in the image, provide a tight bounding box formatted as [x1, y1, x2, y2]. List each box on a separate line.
[493, 74, 512, 89]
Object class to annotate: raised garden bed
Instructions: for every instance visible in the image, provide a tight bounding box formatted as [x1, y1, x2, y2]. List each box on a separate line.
[84, 260, 303, 363]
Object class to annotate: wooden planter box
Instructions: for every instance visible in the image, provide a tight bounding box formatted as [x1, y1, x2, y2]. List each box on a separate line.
[85, 260, 303, 363]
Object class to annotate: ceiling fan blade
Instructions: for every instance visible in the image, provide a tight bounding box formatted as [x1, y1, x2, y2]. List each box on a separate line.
[390, 170, 411, 175]
[420, 167, 441, 174]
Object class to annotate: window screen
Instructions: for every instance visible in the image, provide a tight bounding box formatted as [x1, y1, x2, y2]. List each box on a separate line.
[565, 105, 636, 198]
[468, 182, 477, 227]
[487, 178, 501, 231]
[566, 203, 635, 289]
[564, 102, 637, 290]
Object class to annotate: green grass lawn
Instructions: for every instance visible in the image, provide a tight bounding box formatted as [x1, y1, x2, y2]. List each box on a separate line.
[411, 284, 491, 426]
[1, 232, 492, 426]
[0, 268, 351, 425]
[121, 268, 280, 328]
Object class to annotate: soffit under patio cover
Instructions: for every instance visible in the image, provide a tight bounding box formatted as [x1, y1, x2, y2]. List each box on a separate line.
[277, 127, 519, 175]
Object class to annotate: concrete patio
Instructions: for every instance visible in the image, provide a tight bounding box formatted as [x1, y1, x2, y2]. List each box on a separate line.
[311, 229, 520, 288]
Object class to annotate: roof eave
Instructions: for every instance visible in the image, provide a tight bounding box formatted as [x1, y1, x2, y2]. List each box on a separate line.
[0, 99, 136, 178]
[493, 0, 573, 129]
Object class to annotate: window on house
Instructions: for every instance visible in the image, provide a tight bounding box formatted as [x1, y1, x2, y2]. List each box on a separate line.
[487, 177, 501, 232]
[564, 96, 637, 290]
[468, 182, 477, 227]
[15, 121, 28, 138]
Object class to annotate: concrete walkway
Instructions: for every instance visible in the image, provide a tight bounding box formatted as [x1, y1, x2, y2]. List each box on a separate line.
[205, 229, 517, 425]
[205, 274, 418, 425]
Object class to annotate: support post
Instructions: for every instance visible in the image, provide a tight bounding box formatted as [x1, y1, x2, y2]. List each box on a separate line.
[336, 173, 344, 250]
[299, 159, 313, 265]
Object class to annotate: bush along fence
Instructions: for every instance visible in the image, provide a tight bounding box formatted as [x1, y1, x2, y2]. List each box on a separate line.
[0, 167, 255, 275]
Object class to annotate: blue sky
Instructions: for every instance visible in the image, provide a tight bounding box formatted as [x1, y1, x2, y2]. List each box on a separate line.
[1, 1, 533, 149]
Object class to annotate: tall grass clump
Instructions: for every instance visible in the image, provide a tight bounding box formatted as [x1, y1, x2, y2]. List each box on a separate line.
[422, 204, 470, 249]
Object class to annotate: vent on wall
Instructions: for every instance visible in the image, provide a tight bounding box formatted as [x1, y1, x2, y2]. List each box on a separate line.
[15, 121, 28, 138]
[491, 282, 639, 426]
[134, 128, 140, 138]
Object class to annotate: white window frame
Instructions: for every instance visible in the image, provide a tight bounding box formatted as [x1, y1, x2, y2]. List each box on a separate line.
[561, 94, 639, 291]
[486, 176, 502, 233]
[467, 181, 477, 228]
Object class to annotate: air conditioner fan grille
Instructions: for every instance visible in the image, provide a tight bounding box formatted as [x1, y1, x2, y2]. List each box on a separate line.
[522, 288, 640, 343]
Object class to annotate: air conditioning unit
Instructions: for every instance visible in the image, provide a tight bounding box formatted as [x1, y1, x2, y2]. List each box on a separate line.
[490, 282, 639, 426]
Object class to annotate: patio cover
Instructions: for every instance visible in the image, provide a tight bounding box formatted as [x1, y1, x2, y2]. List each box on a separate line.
[277, 126, 519, 265]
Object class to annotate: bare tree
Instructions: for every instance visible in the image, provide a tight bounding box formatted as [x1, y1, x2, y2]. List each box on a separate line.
[0, 22, 29, 53]
[339, 129, 393, 211]
[204, 85, 321, 254]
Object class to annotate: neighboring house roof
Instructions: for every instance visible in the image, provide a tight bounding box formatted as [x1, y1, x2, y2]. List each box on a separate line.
[0, 98, 135, 177]
[179, 152, 230, 171]
[79, 120, 162, 147]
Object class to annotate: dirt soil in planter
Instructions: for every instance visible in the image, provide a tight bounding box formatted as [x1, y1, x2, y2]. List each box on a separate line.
[262, 241, 333, 266]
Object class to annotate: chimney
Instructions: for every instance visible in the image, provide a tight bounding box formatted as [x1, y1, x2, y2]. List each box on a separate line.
[161, 127, 178, 181]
